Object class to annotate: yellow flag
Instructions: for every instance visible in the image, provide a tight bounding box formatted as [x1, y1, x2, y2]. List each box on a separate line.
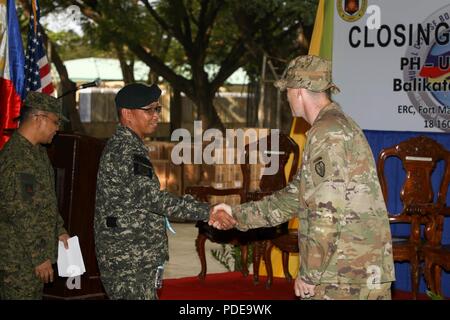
[262, 0, 334, 278]
[286, 0, 334, 181]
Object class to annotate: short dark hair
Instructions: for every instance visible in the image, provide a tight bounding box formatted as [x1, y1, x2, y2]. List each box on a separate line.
[16, 106, 39, 123]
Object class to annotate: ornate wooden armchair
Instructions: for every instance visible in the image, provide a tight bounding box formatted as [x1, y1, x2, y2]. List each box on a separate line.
[243, 133, 300, 287]
[422, 152, 450, 297]
[377, 135, 450, 299]
[186, 132, 299, 283]
[242, 134, 301, 288]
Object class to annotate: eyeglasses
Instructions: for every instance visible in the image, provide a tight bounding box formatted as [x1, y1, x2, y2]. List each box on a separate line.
[141, 105, 162, 116]
[35, 114, 62, 126]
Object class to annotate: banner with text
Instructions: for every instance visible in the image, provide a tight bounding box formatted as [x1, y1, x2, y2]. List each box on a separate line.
[333, 0, 450, 132]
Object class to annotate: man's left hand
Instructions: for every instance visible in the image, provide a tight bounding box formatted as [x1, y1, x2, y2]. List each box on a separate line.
[294, 276, 316, 299]
[59, 233, 70, 249]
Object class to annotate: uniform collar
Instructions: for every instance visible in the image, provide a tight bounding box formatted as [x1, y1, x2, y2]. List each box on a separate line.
[311, 101, 341, 127]
[119, 124, 143, 142]
[14, 131, 40, 151]
[118, 124, 147, 152]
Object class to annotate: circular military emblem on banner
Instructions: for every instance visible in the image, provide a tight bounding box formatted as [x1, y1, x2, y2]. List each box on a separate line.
[403, 4, 450, 132]
[337, 0, 368, 22]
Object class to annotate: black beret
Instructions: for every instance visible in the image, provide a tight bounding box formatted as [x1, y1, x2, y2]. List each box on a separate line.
[115, 83, 162, 109]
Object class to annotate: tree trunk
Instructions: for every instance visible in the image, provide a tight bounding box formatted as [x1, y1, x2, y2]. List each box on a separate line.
[148, 70, 158, 85]
[191, 67, 225, 131]
[193, 92, 224, 131]
[246, 81, 259, 127]
[46, 37, 84, 134]
[170, 87, 182, 132]
[115, 43, 135, 84]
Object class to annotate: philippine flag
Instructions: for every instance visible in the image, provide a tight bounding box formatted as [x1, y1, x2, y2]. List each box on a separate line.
[0, 0, 25, 149]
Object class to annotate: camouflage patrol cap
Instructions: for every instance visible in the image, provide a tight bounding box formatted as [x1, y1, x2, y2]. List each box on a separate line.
[274, 55, 340, 94]
[24, 91, 69, 121]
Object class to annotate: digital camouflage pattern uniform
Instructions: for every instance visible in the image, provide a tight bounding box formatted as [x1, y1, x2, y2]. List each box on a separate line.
[95, 125, 210, 300]
[0, 92, 67, 299]
[233, 56, 395, 300]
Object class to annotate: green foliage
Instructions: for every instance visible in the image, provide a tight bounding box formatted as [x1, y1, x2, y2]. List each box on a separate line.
[230, 0, 319, 80]
[37, 0, 318, 81]
[46, 30, 113, 60]
[211, 244, 253, 272]
[211, 244, 234, 271]
[35, 0, 318, 127]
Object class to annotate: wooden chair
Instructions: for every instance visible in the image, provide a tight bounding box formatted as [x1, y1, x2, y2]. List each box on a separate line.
[262, 228, 299, 288]
[186, 132, 299, 283]
[422, 152, 450, 297]
[242, 134, 301, 288]
[244, 133, 300, 287]
[377, 135, 450, 299]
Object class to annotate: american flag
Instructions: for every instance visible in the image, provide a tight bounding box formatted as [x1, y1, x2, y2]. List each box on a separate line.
[24, 0, 54, 95]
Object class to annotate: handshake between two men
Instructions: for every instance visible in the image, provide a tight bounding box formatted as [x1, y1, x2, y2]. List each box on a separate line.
[208, 203, 237, 230]
[207, 202, 317, 300]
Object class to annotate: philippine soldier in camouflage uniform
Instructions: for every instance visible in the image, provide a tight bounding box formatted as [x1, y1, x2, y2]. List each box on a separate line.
[211, 55, 395, 300]
[0, 92, 70, 300]
[94, 83, 235, 300]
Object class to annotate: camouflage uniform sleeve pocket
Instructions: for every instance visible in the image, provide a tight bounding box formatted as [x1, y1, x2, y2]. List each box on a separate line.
[133, 154, 153, 178]
[18, 173, 36, 202]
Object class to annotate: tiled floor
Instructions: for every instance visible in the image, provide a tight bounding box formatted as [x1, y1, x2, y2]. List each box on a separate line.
[164, 222, 230, 279]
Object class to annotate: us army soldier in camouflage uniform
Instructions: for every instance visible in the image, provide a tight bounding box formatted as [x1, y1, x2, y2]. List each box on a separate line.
[211, 55, 395, 300]
[94, 83, 235, 300]
[0, 92, 70, 299]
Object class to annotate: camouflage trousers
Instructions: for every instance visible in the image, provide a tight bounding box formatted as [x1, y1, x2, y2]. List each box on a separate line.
[101, 268, 159, 300]
[307, 282, 392, 300]
[0, 264, 43, 300]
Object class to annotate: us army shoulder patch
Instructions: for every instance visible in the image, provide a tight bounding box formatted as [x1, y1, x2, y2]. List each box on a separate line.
[18, 173, 36, 201]
[310, 152, 332, 187]
[314, 157, 325, 177]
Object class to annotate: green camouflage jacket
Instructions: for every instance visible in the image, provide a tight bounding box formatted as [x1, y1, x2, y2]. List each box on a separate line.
[94, 125, 209, 281]
[0, 132, 67, 270]
[234, 103, 395, 285]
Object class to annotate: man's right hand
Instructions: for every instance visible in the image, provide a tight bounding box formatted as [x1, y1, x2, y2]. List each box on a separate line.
[209, 203, 236, 230]
[35, 259, 54, 283]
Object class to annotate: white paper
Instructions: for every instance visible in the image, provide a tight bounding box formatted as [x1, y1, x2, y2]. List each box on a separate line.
[57, 236, 86, 277]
